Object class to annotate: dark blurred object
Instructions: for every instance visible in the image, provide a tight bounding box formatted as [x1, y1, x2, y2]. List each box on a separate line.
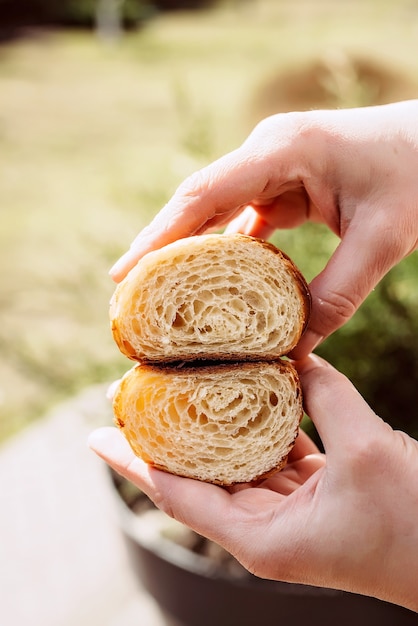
[0, 0, 152, 30]
[0, 0, 148, 38]
[0, 0, 218, 40]
[0, 0, 47, 40]
[252, 50, 418, 120]
[109, 468, 418, 626]
[153, 0, 217, 9]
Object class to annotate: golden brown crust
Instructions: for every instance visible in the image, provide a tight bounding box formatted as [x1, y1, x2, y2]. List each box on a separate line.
[144, 454, 291, 487]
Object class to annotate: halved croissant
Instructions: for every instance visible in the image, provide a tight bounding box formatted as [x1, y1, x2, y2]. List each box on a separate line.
[111, 234, 310, 484]
[110, 234, 310, 363]
[113, 360, 303, 485]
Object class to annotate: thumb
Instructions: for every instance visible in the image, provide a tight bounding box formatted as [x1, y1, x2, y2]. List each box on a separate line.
[295, 355, 383, 457]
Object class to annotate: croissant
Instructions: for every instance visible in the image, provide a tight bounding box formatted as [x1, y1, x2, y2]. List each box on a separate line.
[110, 234, 310, 484]
[110, 234, 310, 363]
[113, 360, 302, 486]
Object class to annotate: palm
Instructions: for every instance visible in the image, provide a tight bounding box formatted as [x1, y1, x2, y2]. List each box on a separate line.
[227, 430, 325, 507]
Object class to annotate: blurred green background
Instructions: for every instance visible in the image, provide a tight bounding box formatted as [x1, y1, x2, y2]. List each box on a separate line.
[1, 0, 417, 443]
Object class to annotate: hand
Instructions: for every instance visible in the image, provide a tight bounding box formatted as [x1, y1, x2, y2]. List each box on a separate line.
[109, 100, 418, 357]
[89, 355, 418, 612]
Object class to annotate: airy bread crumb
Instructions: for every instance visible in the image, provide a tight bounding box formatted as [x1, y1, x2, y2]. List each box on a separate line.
[113, 361, 302, 485]
[111, 234, 310, 484]
[110, 234, 310, 363]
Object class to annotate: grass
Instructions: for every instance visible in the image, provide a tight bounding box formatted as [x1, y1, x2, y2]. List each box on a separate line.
[1, 0, 418, 441]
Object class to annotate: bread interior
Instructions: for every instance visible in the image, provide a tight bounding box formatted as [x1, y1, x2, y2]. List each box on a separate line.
[114, 361, 302, 485]
[111, 235, 309, 362]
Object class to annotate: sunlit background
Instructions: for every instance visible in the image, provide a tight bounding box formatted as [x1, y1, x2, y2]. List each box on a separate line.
[1, 0, 418, 442]
[1, 2, 418, 624]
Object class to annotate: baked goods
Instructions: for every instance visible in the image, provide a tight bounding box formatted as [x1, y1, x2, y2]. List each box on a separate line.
[113, 360, 302, 485]
[110, 233, 310, 484]
[110, 234, 310, 363]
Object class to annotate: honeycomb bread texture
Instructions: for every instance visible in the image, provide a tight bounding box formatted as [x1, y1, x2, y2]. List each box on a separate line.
[113, 360, 303, 485]
[110, 234, 310, 363]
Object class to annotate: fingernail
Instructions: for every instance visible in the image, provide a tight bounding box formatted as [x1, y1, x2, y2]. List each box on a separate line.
[308, 330, 325, 353]
[87, 427, 112, 452]
[109, 255, 126, 279]
[106, 380, 120, 400]
[109, 249, 139, 281]
[290, 330, 324, 360]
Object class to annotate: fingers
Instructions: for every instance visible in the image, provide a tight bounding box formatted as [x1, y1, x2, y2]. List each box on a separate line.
[108, 113, 313, 282]
[291, 210, 411, 358]
[88, 427, 233, 541]
[224, 187, 311, 240]
[109, 149, 271, 281]
[88, 427, 153, 488]
[294, 355, 382, 456]
[106, 379, 120, 400]
[224, 206, 275, 240]
[87, 425, 319, 558]
[260, 454, 325, 496]
[288, 428, 320, 461]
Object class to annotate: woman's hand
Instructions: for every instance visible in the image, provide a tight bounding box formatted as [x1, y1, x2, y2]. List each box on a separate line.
[89, 355, 418, 612]
[109, 101, 418, 357]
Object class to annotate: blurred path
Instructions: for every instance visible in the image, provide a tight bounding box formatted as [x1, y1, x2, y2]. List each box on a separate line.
[0, 386, 166, 626]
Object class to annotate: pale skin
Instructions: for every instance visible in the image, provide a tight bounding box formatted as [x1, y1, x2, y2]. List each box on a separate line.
[89, 101, 418, 612]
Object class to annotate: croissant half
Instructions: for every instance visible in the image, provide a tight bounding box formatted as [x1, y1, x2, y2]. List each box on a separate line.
[113, 360, 303, 485]
[110, 234, 311, 363]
